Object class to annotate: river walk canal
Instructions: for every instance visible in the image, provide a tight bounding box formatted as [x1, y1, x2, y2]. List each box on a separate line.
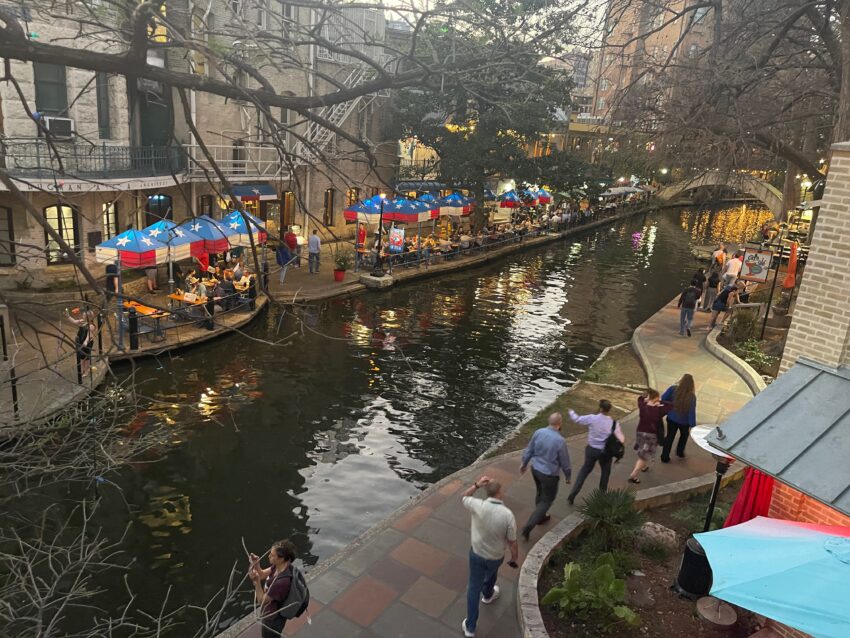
[72, 205, 770, 632]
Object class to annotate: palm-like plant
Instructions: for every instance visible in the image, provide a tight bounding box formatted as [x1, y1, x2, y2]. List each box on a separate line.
[578, 488, 645, 551]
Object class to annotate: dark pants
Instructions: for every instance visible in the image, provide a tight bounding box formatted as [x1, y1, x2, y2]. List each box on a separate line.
[568, 446, 612, 501]
[522, 469, 559, 536]
[466, 548, 503, 632]
[661, 418, 690, 461]
[260, 613, 286, 638]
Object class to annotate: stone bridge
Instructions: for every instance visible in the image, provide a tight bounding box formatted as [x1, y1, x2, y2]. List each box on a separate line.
[656, 171, 784, 218]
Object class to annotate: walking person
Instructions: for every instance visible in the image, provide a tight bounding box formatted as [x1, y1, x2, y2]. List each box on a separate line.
[691, 267, 707, 296]
[659, 374, 697, 462]
[566, 400, 625, 505]
[65, 307, 96, 378]
[677, 279, 702, 337]
[722, 251, 744, 286]
[307, 229, 321, 274]
[284, 227, 300, 268]
[701, 269, 721, 312]
[709, 281, 743, 329]
[628, 390, 672, 482]
[710, 242, 727, 273]
[248, 539, 296, 638]
[519, 413, 572, 541]
[275, 242, 292, 285]
[461, 476, 519, 638]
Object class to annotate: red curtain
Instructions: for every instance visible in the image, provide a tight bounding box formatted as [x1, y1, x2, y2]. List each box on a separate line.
[724, 467, 776, 528]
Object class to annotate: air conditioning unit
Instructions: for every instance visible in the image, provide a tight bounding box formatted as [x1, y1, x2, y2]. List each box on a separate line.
[41, 116, 76, 139]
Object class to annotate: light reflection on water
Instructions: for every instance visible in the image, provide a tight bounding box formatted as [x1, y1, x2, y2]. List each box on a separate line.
[85, 206, 770, 633]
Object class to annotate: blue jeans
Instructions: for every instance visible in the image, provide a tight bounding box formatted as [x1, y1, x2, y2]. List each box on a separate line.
[308, 252, 319, 273]
[679, 307, 695, 334]
[466, 548, 503, 632]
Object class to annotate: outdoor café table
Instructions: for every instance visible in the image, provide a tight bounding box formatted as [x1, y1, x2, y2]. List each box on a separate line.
[124, 300, 169, 342]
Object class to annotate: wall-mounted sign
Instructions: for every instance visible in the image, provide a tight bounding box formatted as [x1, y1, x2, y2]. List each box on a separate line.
[740, 248, 773, 283]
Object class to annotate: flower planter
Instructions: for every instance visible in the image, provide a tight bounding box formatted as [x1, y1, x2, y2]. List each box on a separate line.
[333, 269, 346, 282]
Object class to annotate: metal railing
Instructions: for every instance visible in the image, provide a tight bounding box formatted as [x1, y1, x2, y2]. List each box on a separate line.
[397, 159, 439, 180]
[185, 143, 292, 179]
[1, 139, 186, 178]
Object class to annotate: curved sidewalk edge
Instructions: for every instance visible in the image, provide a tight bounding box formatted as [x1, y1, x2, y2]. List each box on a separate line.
[705, 327, 767, 395]
[517, 463, 745, 638]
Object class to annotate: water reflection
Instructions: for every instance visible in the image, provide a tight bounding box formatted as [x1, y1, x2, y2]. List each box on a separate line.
[87, 206, 770, 632]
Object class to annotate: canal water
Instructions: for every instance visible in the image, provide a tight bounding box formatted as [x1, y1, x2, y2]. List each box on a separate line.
[87, 205, 769, 631]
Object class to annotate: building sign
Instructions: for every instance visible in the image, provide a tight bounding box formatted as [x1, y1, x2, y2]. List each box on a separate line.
[388, 227, 405, 253]
[740, 248, 773, 283]
[4, 175, 188, 193]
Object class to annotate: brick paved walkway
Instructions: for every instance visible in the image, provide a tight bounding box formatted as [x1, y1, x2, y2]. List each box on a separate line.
[223, 296, 755, 638]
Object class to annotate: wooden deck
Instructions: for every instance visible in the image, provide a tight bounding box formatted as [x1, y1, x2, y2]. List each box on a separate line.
[107, 295, 269, 363]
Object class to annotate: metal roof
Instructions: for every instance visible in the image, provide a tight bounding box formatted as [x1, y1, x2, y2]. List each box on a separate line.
[707, 358, 850, 518]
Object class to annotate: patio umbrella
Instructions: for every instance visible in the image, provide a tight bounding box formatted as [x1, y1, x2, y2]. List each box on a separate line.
[484, 187, 497, 201]
[438, 192, 470, 216]
[142, 219, 205, 261]
[723, 468, 775, 528]
[382, 197, 438, 223]
[95, 229, 169, 268]
[186, 215, 234, 253]
[782, 241, 799, 289]
[343, 195, 385, 222]
[223, 210, 268, 247]
[498, 190, 521, 208]
[696, 516, 850, 638]
[537, 188, 552, 204]
[521, 188, 539, 205]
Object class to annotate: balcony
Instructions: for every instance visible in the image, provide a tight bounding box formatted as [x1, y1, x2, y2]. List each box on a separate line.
[397, 158, 439, 180]
[0, 139, 186, 179]
[185, 143, 292, 180]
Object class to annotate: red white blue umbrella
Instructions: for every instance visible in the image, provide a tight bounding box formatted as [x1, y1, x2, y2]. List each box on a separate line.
[186, 215, 233, 253]
[223, 210, 268, 247]
[521, 188, 539, 205]
[484, 187, 497, 202]
[498, 190, 521, 208]
[537, 188, 552, 204]
[141, 219, 205, 261]
[343, 195, 385, 222]
[383, 197, 438, 223]
[95, 229, 169, 268]
[438, 192, 471, 216]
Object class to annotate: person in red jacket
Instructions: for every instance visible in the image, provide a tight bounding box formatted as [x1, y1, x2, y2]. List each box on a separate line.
[284, 228, 300, 268]
[628, 390, 672, 482]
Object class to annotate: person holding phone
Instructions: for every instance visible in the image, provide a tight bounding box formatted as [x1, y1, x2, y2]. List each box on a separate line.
[248, 539, 296, 638]
[461, 476, 518, 637]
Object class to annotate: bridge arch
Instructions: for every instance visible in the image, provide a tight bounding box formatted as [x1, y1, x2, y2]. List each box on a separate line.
[656, 171, 784, 218]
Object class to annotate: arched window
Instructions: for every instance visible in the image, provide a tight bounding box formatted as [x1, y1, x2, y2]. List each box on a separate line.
[44, 204, 80, 264]
[323, 188, 336, 226]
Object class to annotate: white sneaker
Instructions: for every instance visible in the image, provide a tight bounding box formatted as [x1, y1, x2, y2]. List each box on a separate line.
[482, 585, 500, 604]
[461, 618, 475, 637]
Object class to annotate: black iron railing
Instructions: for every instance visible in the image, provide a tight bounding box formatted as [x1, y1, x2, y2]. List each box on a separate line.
[1, 139, 187, 179]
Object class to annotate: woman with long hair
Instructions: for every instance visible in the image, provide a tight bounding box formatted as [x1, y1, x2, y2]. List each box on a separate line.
[628, 389, 672, 483]
[660, 374, 697, 462]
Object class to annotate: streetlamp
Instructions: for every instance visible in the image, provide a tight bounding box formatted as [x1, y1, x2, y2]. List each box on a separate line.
[371, 193, 387, 277]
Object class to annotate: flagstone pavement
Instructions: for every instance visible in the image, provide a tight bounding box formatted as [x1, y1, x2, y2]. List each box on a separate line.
[226, 298, 754, 638]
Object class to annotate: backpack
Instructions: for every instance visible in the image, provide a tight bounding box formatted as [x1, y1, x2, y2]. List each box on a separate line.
[278, 565, 310, 619]
[681, 286, 699, 307]
[603, 421, 625, 460]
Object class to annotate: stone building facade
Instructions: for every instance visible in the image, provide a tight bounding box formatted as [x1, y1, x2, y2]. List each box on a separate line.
[0, 0, 396, 289]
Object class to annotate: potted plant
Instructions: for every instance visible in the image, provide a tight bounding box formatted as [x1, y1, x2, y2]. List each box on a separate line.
[333, 249, 353, 282]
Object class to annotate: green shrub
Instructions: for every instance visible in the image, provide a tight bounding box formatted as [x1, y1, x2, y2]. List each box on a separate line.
[541, 552, 639, 632]
[727, 309, 757, 342]
[734, 339, 778, 374]
[578, 488, 645, 551]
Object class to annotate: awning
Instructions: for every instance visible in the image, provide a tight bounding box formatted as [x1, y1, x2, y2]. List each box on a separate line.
[707, 358, 850, 518]
[231, 183, 278, 201]
[393, 180, 447, 192]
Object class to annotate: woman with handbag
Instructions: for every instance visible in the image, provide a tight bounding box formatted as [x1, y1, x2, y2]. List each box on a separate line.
[660, 374, 697, 462]
[566, 400, 625, 505]
[628, 389, 672, 483]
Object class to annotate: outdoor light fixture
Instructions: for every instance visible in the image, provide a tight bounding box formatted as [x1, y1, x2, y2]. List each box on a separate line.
[660, 168, 669, 175]
[801, 180, 813, 189]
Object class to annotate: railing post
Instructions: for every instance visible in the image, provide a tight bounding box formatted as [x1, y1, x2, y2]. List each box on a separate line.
[128, 307, 139, 351]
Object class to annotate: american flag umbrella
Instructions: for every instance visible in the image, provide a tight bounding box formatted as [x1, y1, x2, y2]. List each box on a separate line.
[343, 195, 385, 222]
[537, 188, 552, 204]
[185, 215, 234, 253]
[383, 197, 438, 223]
[223, 210, 268, 247]
[95, 229, 169, 268]
[142, 219, 205, 261]
[484, 187, 497, 201]
[522, 188, 539, 205]
[438, 192, 471, 216]
[498, 190, 521, 208]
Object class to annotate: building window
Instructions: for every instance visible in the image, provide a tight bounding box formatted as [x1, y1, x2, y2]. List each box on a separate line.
[345, 187, 360, 207]
[323, 188, 335, 227]
[95, 72, 111, 139]
[33, 62, 68, 116]
[599, 78, 610, 91]
[230, 0, 243, 16]
[281, 191, 295, 228]
[0, 207, 14, 266]
[256, 0, 268, 28]
[191, 11, 208, 76]
[596, 97, 606, 110]
[687, 43, 700, 58]
[232, 141, 247, 174]
[102, 202, 118, 239]
[198, 194, 214, 216]
[281, 2, 295, 22]
[145, 194, 173, 227]
[44, 204, 80, 264]
[693, 6, 709, 24]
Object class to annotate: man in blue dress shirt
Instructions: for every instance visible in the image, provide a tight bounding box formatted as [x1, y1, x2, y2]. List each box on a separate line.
[519, 413, 572, 541]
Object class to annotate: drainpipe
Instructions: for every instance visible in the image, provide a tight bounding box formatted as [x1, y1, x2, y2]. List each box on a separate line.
[303, 6, 316, 238]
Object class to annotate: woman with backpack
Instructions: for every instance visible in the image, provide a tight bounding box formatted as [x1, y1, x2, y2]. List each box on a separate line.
[677, 280, 703, 337]
[565, 400, 625, 505]
[659, 374, 697, 463]
[249, 539, 299, 637]
[701, 269, 722, 312]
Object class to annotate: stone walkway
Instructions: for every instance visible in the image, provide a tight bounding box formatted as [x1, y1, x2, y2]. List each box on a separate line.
[223, 297, 755, 638]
